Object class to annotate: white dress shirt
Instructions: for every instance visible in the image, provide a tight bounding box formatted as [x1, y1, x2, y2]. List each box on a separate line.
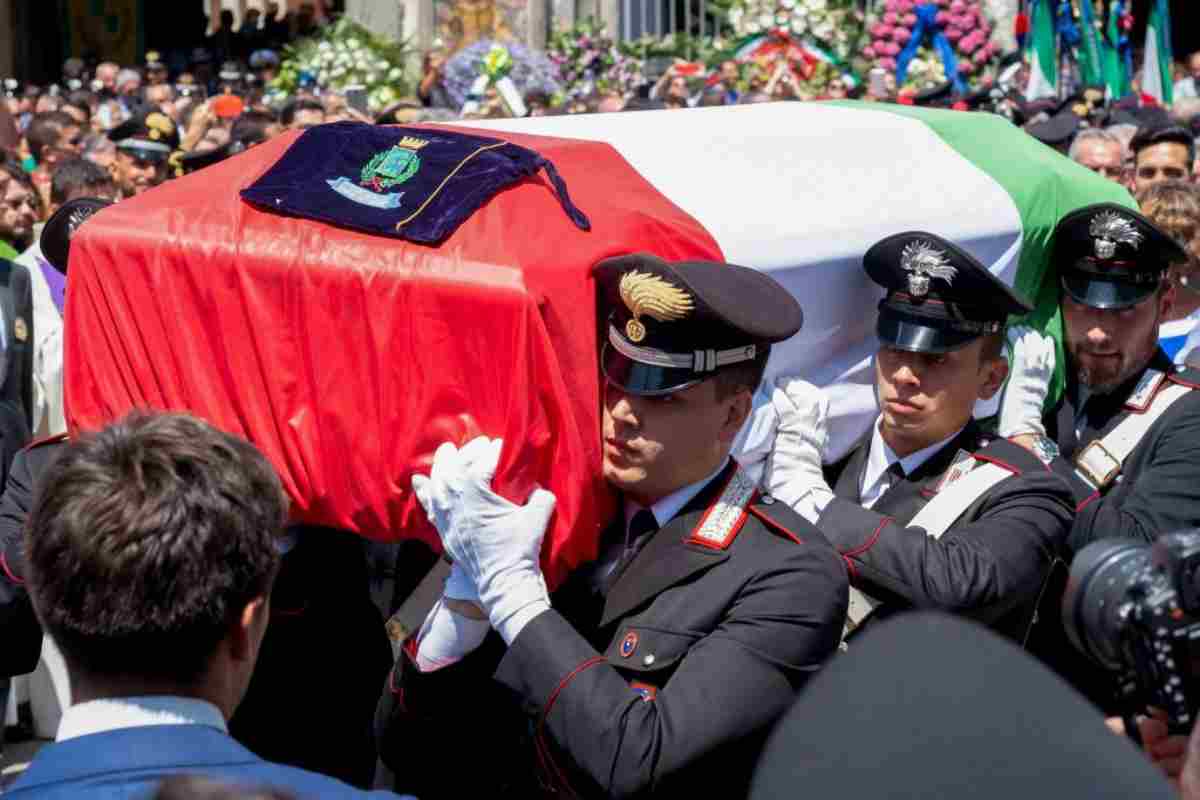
[414, 460, 730, 672]
[859, 418, 965, 509]
[56, 695, 227, 742]
[15, 241, 65, 436]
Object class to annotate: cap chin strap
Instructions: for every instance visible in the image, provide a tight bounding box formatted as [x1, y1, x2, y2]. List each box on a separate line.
[608, 325, 756, 373]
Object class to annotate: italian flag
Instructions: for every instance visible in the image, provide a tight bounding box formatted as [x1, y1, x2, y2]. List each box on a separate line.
[1024, 0, 1058, 101]
[1142, 0, 1174, 106]
[69, 102, 1132, 582]
[476, 102, 1132, 459]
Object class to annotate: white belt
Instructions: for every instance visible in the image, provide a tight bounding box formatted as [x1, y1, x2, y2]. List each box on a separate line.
[1074, 381, 1192, 490]
[844, 460, 1014, 636]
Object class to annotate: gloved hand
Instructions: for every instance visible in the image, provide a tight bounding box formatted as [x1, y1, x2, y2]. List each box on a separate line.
[412, 442, 482, 606]
[766, 377, 834, 520]
[414, 436, 557, 644]
[998, 325, 1055, 438]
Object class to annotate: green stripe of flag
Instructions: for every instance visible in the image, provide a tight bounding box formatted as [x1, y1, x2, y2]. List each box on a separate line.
[833, 102, 1135, 407]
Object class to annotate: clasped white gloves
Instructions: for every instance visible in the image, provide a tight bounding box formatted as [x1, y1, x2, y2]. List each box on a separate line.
[997, 326, 1055, 438]
[412, 436, 557, 645]
[765, 377, 835, 523]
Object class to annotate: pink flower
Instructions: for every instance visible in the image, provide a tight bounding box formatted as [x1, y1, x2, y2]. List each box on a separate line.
[958, 36, 978, 53]
[884, 0, 900, 10]
[973, 50, 989, 65]
[936, 11, 951, 25]
[887, 41, 902, 56]
[894, 28, 911, 43]
[958, 60, 973, 74]
[863, 45, 877, 58]
[949, 0, 965, 12]
[883, 11, 898, 25]
[871, 23, 890, 37]
[902, 13, 918, 26]
[898, 0, 913, 12]
[944, 27, 962, 42]
[879, 57, 897, 70]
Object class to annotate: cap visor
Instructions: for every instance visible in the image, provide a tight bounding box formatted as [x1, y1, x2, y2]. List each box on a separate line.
[876, 314, 978, 354]
[1060, 274, 1155, 310]
[602, 344, 702, 396]
[119, 147, 168, 163]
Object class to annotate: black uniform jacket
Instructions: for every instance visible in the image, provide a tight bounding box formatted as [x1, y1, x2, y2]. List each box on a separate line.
[0, 434, 64, 677]
[1046, 350, 1200, 555]
[0, 258, 34, 429]
[819, 420, 1074, 640]
[375, 460, 848, 800]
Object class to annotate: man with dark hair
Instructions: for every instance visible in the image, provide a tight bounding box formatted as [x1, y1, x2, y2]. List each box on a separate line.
[49, 158, 116, 210]
[230, 109, 281, 147]
[280, 98, 325, 131]
[377, 254, 848, 799]
[0, 158, 38, 256]
[3, 412, 399, 798]
[21, 111, 81, 210]
[1130, 124, 1196, 193]
[765, 232, 1074, 641]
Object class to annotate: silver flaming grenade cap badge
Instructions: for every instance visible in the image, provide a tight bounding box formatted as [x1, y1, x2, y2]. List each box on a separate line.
[1089, 210, 1143, 260]
[901, 240, 957, 298]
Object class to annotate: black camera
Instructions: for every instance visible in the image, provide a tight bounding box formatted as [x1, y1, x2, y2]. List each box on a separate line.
[1063, 531, 1200, 733]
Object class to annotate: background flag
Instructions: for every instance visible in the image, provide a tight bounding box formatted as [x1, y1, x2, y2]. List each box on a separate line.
[1142, 0, 1174, 106]
[1024, 0, 1058, 100]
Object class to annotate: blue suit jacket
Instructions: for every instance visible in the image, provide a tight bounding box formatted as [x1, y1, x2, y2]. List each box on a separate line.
[4, 724, 405, 798]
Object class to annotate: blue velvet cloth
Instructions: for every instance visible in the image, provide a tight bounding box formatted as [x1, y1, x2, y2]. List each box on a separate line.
[241, 122, 590, 245]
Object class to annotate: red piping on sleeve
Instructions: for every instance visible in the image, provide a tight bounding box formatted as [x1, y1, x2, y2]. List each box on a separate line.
[1076, 491, 1101, 513]
[842, 517, 893, 559]
[0, 552, 22, 585]
[972, 453, 1022, 475]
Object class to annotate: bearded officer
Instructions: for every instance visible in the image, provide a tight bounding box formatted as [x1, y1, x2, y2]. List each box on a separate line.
[999, 204, 1200, 705]
[375, 253, 848, 800]
[1003, 203, 1200, 553]
[764, 232, 1074, 640]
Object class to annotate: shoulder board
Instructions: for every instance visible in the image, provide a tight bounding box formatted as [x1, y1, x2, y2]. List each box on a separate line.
[687, 467, 757, 551]
[23, 432, 69, 452]
[1168, 364, 1200, 391]
[1126, 369, 1167, 411]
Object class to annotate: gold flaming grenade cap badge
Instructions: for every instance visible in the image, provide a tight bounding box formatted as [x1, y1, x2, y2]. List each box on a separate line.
[618, 271, 695, 343]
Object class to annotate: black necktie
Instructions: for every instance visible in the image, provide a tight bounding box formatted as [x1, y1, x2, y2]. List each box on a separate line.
[600, 509, 657, 595]
[885, 460, 906, 488]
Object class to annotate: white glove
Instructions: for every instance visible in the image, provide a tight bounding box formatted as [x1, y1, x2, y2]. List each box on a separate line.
[415, 436, 556, 644]
[412, 442, 482, 606]
[765, 378, 834, 522]
[998, 326, 1055, 438]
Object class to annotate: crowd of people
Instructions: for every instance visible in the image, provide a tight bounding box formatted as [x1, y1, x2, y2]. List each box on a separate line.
[5, 8, 1200, 800]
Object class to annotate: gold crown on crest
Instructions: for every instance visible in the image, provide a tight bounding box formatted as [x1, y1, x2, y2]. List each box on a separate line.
[397, 136, 429, 150]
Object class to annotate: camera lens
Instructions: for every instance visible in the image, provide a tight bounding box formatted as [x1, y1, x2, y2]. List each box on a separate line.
[1062, 540, 1152, 670]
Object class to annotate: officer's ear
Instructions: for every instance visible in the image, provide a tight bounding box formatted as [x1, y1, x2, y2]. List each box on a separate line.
[717, 384, 754, 445]
[977, 334, 1008, 402]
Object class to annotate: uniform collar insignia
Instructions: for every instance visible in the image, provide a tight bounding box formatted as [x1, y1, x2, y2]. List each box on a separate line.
[1089, 210, 1143, 260]
[900, 240, 957, 298]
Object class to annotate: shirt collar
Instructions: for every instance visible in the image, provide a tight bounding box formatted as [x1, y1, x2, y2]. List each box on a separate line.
[864, 417, 965, 492]
[56, 695, 228, 742]
[624, 457, 730, 530]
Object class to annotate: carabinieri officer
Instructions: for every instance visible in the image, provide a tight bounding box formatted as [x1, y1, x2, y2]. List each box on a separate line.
[375, 253, 848, 799]
[764, 232, 1074, 641]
